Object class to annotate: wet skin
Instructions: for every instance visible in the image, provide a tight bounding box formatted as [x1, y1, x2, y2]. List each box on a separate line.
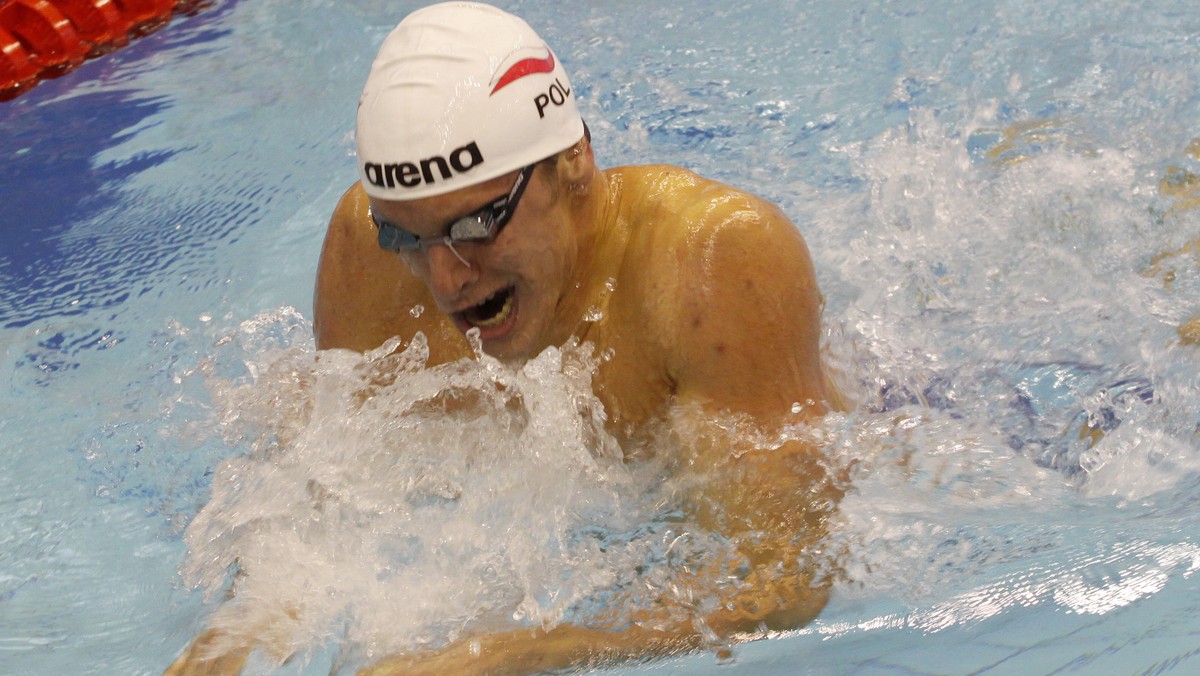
[168, 137, 844, 675]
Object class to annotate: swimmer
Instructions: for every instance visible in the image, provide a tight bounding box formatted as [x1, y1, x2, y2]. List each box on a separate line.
[168, 3, 844, 673]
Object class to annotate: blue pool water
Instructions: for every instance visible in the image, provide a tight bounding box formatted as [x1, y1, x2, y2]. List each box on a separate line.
[3, 0, 1200, 673]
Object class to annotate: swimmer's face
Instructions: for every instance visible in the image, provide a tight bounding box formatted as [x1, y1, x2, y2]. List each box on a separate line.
[369, 163, 577, 361]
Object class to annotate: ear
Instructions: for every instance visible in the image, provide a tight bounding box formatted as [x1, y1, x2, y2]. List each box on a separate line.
[558, 133, 595, 191]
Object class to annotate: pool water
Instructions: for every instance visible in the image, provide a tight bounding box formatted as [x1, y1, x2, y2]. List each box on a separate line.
[3, 0, 1200, 673]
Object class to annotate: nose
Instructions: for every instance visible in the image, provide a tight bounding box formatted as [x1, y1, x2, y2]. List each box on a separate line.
[423, 239, 477, 299]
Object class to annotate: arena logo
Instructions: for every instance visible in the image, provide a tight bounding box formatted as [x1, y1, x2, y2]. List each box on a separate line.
[363, 141, 484, 189]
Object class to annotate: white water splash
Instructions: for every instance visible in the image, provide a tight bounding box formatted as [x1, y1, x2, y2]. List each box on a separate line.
[178, 312, 673, 665]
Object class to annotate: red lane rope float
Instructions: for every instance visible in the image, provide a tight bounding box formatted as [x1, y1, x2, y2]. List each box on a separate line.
[0, 0, 207, 101]
[55, 0, 131, 54]
[0, 24, 41, 93]
[1, 1, 87, 77]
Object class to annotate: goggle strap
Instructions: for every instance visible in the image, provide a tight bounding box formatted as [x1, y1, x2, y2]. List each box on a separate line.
[497, 164, 533, 228]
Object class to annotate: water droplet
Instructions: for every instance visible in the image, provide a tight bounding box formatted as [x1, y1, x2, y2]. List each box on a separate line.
[791, 402, 804, 414]
[584, 305, 604, 322]
[601, 348, 616, 362]
[465, 327, 484, 356]
[604, 277, 618, 292]
[410, 304, 425, 318]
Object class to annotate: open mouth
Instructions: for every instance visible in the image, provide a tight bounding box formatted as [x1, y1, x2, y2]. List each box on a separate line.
[462, 286, 515, 330]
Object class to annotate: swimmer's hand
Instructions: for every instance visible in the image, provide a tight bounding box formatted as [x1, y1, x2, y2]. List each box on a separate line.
[164, 629, 251, 676]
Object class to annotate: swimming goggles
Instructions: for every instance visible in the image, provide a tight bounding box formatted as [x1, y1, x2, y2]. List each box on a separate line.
[373, 163, 535, 254]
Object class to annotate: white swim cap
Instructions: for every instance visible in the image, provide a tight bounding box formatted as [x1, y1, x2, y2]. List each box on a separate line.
[356, 2, 585, 200]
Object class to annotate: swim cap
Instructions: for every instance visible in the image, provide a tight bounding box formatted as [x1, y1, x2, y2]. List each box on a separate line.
[356, 2, 585, 201]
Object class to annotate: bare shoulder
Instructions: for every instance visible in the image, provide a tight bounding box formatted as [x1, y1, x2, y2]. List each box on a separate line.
[612, 164, 807, 256]
[609, 165, 831, 420]
[313, 184, 469, 362]
[611, 164, 819, 319]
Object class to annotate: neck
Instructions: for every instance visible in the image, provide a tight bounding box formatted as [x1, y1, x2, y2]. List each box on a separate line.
[548, 168, 627, 349]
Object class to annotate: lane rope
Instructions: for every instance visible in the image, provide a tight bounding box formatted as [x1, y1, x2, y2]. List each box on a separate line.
[1, 0, 208, 101]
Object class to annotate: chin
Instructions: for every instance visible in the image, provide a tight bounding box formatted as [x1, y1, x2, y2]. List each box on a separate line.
[454, 286, 552, 363]
[479, 326, 540, 362]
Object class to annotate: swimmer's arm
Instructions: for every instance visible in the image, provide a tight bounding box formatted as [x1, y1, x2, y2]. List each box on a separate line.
[360, 559, 827, 676]
[358, 434, 835, 676]
[163, 568, 290, 676]
[165, 595, 309, 676]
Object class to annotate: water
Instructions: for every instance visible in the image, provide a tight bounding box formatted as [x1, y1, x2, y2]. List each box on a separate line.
[3, 0, 1200, 673]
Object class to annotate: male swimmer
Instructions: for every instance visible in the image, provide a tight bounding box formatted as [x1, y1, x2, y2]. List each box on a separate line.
[169, 3, 844, 674]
